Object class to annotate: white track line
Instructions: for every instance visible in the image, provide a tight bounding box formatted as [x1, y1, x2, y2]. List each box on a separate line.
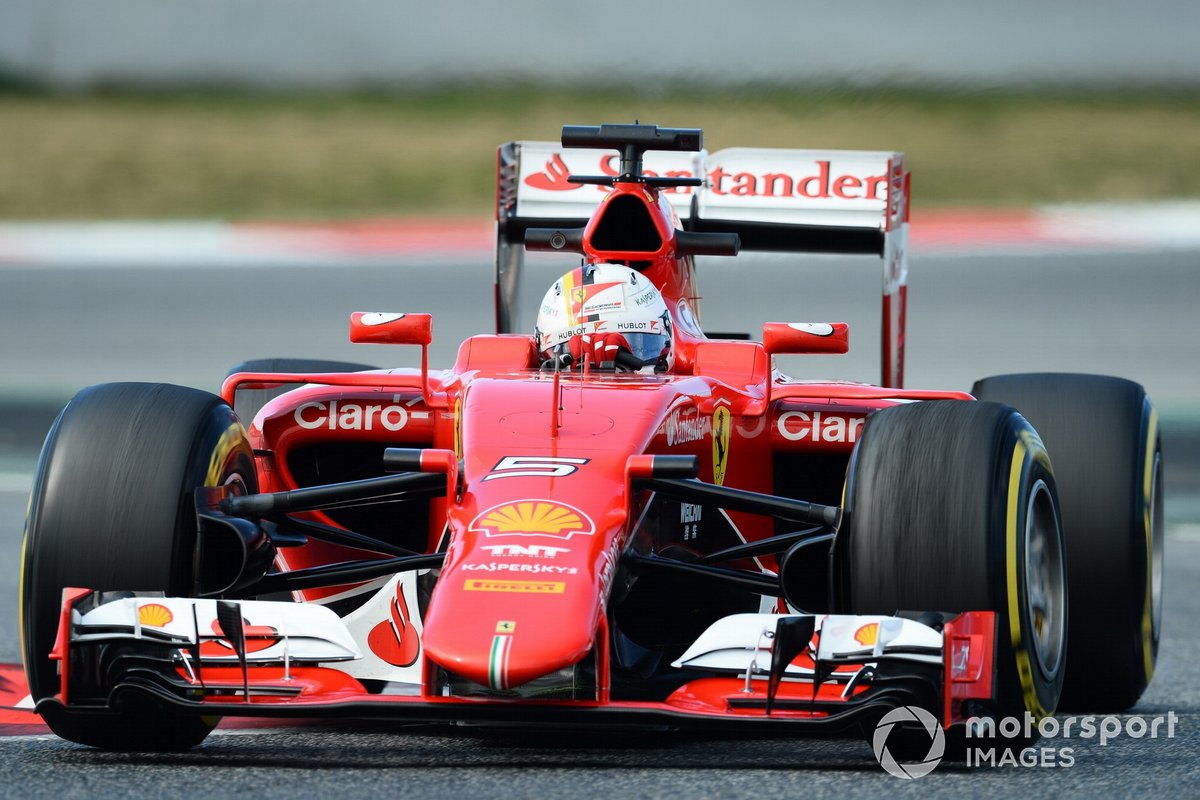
[1170, 523, 1200, 543]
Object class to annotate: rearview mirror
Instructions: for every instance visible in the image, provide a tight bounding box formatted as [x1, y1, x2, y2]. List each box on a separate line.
[347, 312, 445, 408]
[349, 312, 432, 346]
[762, 322, 849, 355]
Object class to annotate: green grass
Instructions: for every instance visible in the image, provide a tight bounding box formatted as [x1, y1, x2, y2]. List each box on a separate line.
[3, 86, 1199, 220]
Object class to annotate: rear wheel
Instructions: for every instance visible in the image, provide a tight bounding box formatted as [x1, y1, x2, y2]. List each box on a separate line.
[833, 400, 1067, 723]
[973, 373, 1162, 711]
[20, 383, 256, 750]
[225, 358, 379, 424]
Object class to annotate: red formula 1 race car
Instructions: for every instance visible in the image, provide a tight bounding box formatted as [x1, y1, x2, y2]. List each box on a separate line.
[20, 124, 1163, 751]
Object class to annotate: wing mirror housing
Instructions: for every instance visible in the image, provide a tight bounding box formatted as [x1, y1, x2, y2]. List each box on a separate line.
[349, 312, 432, 346]
[220, 312, 444, 412]
[347, 312, 444, 408]
[762, 322, 849, 355]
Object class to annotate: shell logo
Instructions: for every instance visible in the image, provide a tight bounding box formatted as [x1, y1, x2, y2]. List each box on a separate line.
[137, 603, 174, 628]
[470, 500, 595, 540]
[854, 622, 879, 646]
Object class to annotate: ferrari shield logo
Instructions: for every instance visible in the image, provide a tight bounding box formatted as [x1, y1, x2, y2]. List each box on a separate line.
[453, 396, 463, 458]
[712, 406, 731, 486]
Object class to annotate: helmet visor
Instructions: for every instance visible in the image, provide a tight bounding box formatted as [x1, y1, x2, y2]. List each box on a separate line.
[622, 333, 671, 369]
[545, 331, 672, 372]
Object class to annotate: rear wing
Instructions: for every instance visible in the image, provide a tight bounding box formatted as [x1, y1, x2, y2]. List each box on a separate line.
[495, 142, 910, 388]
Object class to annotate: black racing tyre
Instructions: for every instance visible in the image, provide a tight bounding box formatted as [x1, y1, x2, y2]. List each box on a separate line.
[972, 373, 1162, 712]
[20, 383, 257, 750]
[225, 358, 379, 425]
[832, 400, 1067, 724]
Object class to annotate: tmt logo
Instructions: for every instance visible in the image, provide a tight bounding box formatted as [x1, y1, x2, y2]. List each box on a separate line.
[480, 544, 570, 559]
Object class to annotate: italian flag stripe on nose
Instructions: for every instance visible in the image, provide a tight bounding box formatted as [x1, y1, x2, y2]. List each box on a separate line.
[489, 634, 513, 690]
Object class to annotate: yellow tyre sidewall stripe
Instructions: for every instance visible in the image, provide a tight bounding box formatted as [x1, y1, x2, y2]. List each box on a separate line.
[18, 486, 35, 678]
[17, 531, 28, 672]
[1006, 436, 1051, 720]
[205, 421, 250, 487]
[1141, 406, 1159, 682]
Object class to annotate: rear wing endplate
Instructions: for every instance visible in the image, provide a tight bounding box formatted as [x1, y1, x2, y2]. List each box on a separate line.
[496, 142, 910, 388]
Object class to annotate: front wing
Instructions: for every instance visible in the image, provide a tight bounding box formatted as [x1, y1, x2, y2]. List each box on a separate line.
[40, 589, 997, 734]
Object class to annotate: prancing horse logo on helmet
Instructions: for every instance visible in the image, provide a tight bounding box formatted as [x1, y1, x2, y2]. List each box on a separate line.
[568, 281, 622, 321]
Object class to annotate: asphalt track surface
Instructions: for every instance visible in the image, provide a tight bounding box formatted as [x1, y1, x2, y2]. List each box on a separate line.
[1, 249, 1198, 797]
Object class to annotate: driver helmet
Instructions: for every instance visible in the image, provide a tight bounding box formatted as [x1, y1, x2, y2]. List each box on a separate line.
[535, 263, 674, 373]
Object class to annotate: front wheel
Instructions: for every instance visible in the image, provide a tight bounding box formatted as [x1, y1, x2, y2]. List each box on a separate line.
[833, 400, 1067, 722]
[973, 373, 1162, 711]
[20, 383, 257, 750]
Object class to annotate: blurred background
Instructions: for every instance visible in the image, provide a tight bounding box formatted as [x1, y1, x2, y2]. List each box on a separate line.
[7, 0, 1200, 92]
[3, 0, 1200, 220]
